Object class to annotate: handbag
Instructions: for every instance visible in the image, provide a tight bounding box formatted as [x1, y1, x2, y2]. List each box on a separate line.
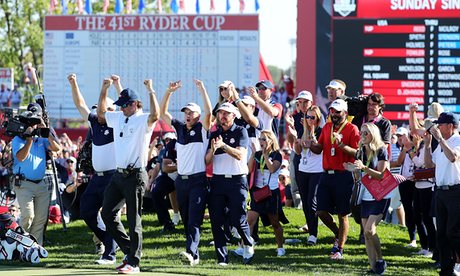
[413, 168, 435, 181]
[361, 168, 399, 201]
[252, 174, 272, 203]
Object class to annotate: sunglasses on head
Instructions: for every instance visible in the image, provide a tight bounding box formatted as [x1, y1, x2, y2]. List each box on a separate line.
[120, 101, 133, 108]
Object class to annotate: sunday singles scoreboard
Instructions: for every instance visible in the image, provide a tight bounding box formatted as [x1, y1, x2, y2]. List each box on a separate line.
[43, 15, 259, 119]
[330, 0, 460, 121]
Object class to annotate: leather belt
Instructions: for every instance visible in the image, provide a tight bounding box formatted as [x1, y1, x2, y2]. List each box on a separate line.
[437, 184, 460, 191]
[325, 170, 346, 175]
[95, 170, 116, 177]
[179, 172, 205, 180]
[213, 174, 245, 179]
[25, 178, 41, 184]
[117, 167, 144, 174]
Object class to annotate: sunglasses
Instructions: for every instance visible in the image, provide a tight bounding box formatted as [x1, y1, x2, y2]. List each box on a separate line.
[67, 160, 74, 164]
[258, 137, 267, 142]
[279, 176, 286, 180]
[360, 131, 370, 136]
[305, 115, 316, 120]
[219, 87, 228, 92]
[256, 86, 267, 91]
[120, 101, 133, 108]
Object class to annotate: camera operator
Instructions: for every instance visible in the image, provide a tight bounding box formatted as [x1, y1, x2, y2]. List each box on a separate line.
[11, 103, 61, 245]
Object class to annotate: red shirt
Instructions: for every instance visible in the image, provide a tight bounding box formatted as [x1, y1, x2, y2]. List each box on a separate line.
[318, 121, 360, 170]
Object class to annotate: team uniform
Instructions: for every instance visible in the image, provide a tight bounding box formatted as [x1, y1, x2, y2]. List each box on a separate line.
[297, 127, 323, 239]
[172, 118, 209, 262]
[80, 113, 117, 262]
[208, 123, 253, 264]
[101, 110, 154, 268]
[152, 139, 178, 231]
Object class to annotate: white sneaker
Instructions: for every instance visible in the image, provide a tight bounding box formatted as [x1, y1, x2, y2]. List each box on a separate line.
[307, 235, 317, 245]
[179, 251, 199, 266]
[298, 224, 309, 232]
[231, 246, 244, 257]
[243, 244, 254, 264]
[117, 263, 140, 274]
[172, 213, 181, 226]
[454, 263, 460, 276]
[413, 249, 433, 258]
[277, 248, 286, 257]
[218, 262, 228, 266]
[95, 256, 116, 265]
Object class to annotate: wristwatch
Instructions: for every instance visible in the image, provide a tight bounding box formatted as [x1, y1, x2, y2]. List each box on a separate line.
[223, 145, 229, 151]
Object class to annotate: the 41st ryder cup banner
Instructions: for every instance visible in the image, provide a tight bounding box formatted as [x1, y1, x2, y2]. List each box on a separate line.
[43, 15, 259, 120]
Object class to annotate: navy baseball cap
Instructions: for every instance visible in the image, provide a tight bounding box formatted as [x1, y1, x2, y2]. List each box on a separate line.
[434, 112, 458, 126]
[256, 80, 274, 90]
[27, 103, 43, 116]
[114, 88, 139, 106]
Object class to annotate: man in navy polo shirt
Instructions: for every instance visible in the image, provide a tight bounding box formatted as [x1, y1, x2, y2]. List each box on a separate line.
[98, 78, 159, 274]
[205, 102, 255, 265]
[67, 73, 119, 264]
[309, 99, 360, 260]
[160, 79, 212, 266]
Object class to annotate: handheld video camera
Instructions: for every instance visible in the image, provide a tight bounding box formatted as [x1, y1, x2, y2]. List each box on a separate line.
[1, 94, 50, 138]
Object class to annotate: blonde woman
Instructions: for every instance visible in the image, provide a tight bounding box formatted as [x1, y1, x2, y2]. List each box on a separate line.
[345, 122, 391, 275]
[293, 105, 323, 245]
[247, 130, 285, 256]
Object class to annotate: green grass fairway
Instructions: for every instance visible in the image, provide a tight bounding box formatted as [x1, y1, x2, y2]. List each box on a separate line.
[0, 208, 438, 275]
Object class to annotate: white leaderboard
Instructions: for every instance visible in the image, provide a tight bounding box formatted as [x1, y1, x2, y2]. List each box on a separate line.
[44, 15, 259, 119]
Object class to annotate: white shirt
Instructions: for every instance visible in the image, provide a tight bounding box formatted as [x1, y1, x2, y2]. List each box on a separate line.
[105, 110, 154, 169]
[298, 148, 323, 173]
[411, 145, 434, 189]
[432, 133, 460, 187]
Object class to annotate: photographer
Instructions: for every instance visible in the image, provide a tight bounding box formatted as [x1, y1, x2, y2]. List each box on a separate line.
[12, 103, 61, 245]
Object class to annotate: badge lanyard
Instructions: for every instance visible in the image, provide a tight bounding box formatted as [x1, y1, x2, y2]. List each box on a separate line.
[330, 121, 347, 156]
[259, 154, 267, 184]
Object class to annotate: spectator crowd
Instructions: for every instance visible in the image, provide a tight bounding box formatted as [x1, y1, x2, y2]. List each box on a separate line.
[1, 73, 460, 276]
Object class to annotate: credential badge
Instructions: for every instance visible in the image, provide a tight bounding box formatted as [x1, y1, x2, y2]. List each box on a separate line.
[333, 0, 356, 17]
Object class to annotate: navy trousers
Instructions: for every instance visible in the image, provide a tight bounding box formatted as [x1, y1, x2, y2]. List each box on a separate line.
[80, 172, 117, 260]
[152, 174, 175, 226]
[297, 171, 321, 237]
[175, 173, 208, 259]
[209, 175, 253, 263]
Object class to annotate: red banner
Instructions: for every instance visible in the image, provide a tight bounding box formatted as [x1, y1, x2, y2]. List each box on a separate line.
[45, 15, 258, 31]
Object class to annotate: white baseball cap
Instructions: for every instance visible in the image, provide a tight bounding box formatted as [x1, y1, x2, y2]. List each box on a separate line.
[217, 102, 241, 118]
[219, 80, 233, 88]
[163, 132, 176, 140]
[279, 169, 290, 177]
[181, 102, 201, 114]
[329, 99, 348, 112]
[296, 90, 313, 101]
[395, 127, 409, 136]
[326, 80, 346, 91]
[241, 95, 256, 106]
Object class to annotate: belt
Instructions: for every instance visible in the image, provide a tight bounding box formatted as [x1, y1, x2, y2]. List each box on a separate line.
[178, 172, 206, 180]
[324, 170, 346, 174]
[213, 174, 245, 179]
[116, 167, 144, 174]
[95, 170, 116, 177]
[436, 184, 460, 191]
[25, 178, 41, 184]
